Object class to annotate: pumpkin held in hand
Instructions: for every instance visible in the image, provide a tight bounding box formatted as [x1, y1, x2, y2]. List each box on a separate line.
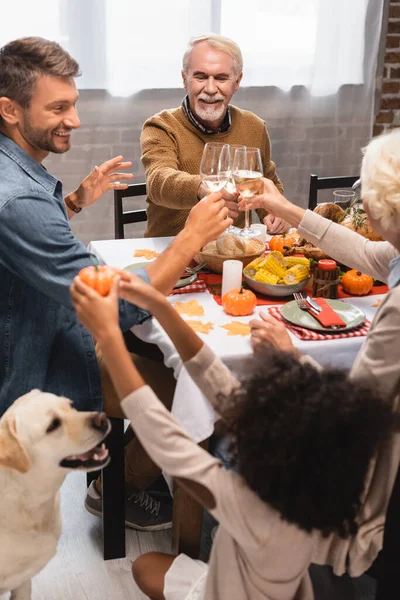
[342, 270, 374, 296]
[269, 231, 300, 253]
[222, 288, 257, 316]
[78, 265, 117, 296]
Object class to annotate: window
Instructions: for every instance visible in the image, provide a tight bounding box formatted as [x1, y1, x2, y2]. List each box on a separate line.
[0, 0, 379, 96]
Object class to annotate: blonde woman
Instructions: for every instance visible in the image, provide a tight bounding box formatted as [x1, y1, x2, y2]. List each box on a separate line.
[244, 130, 400, 584]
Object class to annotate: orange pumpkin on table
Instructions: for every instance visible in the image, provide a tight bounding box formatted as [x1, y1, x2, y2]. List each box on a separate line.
[342, 270, 374, 296]
[78, 265, 118, 296]
[222, 288, 257, 316]
[269, 231, 300, 253]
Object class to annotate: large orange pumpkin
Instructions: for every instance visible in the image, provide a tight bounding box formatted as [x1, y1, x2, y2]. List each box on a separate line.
[342, 270, 374, 296]
[222, 288, 257, 316]
[79, 265, 118, 296]
[269, 231, 299, 253]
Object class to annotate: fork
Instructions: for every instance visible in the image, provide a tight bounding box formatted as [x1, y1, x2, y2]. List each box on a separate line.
[184, 263, 206, 275]
[293, 293, 321, 315]
[297, 292, 322, 313]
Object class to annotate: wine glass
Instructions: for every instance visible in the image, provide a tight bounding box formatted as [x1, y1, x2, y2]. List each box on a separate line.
[220, 144, 246, 234]
[232, 147, 263, 238]
[223, 144, 246, 195]
[200, 143, 230, 193]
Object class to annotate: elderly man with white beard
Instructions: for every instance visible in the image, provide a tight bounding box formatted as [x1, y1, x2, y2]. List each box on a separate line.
[141, 34, 289, 237]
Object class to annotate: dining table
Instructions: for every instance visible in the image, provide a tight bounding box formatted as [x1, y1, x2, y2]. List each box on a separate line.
[88, 235, 387, 556]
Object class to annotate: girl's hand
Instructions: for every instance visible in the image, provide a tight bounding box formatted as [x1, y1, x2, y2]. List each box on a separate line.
[117, 271, 167, 312]
[249, 311, 299, 355]
[70, 275, 121, 342]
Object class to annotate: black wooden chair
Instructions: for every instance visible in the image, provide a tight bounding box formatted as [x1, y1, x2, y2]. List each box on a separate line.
[87, 181, 162, 560]
[308, 174, 359, 211]
[114, 182, 147, 239]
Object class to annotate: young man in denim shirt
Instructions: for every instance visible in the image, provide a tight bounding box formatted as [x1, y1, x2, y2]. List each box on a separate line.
[0, 37, 231, 529]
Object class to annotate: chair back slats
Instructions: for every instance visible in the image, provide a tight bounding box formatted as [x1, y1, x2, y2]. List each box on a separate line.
[114, 183, 147, 239]
[308, 174, 359, 211]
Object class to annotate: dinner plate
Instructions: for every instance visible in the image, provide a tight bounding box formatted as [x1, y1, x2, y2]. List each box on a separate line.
[123, 263, 198, 289]
[280, 299, 366, 333]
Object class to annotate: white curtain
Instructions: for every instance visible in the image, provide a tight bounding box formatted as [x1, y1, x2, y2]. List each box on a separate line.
[0, 0, 383, 98]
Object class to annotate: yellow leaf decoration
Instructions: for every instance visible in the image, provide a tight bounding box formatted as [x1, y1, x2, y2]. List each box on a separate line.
[221, 322, 251, 336]
[174, 299, 205, 317]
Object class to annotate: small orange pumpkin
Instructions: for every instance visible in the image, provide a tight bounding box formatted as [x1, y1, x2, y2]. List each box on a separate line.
[342, 270, 374, 296]
[79, 265, 118, 296]
[269, 231, 299, 253]
[222, 288, 257, 316]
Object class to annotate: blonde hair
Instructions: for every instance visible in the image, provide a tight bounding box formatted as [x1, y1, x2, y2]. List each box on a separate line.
[182, 34, 243, 79]
[361, 129, 400, 232]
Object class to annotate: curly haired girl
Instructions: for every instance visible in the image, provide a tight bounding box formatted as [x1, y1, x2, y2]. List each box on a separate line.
[71, 270, 395, 600]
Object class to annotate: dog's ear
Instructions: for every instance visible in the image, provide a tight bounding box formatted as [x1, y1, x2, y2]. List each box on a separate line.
[0, 416, 31, 473]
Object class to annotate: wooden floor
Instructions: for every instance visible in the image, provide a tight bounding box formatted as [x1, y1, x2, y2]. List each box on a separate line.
[13, 472, 171, 600]
[1, 472, 378, 600]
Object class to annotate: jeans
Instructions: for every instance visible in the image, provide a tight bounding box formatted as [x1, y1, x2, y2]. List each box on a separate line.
[200, 433, 234, 561]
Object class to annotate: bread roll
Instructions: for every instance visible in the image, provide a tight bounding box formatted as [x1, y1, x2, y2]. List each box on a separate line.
[216, 234, 246, 256]
[202, 241, 217, 254]
[242, 238, 264, 255]
[313, 203, 345, 223]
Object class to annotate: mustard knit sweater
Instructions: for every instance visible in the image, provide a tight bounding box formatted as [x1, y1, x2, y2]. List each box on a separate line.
[141, 105, 283, 237]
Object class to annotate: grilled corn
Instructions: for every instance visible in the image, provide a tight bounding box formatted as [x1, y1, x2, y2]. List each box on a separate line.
[283, 256, 310, 269]
[282, 264, 310, 284]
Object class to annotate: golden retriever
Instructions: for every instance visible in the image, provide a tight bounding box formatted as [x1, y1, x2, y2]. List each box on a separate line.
[0, 389, 110, 600]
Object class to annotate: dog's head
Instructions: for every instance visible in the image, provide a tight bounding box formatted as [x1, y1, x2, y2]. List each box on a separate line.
[0, 390, 111, 474]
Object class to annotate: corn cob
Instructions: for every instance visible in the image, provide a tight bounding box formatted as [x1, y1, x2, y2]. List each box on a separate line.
[262, 251, 287, 279]
[254, 270, 280, 284]
[283, 264, 310, 284]
[284, 256, 310, 269]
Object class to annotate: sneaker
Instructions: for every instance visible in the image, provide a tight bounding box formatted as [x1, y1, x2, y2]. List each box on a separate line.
[85, 481, 172, 531]
[146, 475, 173, 505]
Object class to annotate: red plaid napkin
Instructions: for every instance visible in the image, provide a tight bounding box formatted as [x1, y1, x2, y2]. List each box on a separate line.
[169, 279, 207, 296]
[267, 306, 371, 341]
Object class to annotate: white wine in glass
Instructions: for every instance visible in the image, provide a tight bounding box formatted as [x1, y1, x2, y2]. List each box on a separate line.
[200, 143, 230, 193]
[232, 147, 263, 238]
[222, 144, 245, 195]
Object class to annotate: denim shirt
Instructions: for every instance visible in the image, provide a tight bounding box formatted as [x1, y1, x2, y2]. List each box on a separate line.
[0, 133, 150, 415]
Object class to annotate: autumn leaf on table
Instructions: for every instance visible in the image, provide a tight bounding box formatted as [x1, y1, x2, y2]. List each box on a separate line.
[186, 321, 214, 334]
[173, 299, 205, 317]
[372, 298, 383, 308]
[221, 322, 251, 336]
[133, 249, 160, 260]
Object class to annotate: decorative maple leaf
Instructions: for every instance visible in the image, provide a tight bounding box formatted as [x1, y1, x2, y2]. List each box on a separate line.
[173, 299, 205, 317]
[221, 322, 251, 336]
[185, 320, 214, 334]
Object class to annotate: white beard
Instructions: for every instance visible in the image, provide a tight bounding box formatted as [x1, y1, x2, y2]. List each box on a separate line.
[194, 100, 226, 123]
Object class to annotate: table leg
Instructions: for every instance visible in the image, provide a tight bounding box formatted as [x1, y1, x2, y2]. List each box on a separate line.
[171, 439, 209, 559]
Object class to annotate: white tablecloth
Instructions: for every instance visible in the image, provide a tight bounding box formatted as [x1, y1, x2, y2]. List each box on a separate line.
[88, 238, 384, 443]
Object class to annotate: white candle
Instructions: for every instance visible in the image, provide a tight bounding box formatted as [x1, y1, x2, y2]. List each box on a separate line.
[250, 223, 267, 243]
[221, 259, 243, 298]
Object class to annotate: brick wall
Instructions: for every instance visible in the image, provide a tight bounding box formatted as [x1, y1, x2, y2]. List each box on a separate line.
[45, 84, 373, 246]
[374, 0, 400, 135]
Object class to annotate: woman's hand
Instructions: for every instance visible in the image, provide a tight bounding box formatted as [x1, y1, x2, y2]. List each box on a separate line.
[249, 311, 299, 355]
[70, 275, 121, 343]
